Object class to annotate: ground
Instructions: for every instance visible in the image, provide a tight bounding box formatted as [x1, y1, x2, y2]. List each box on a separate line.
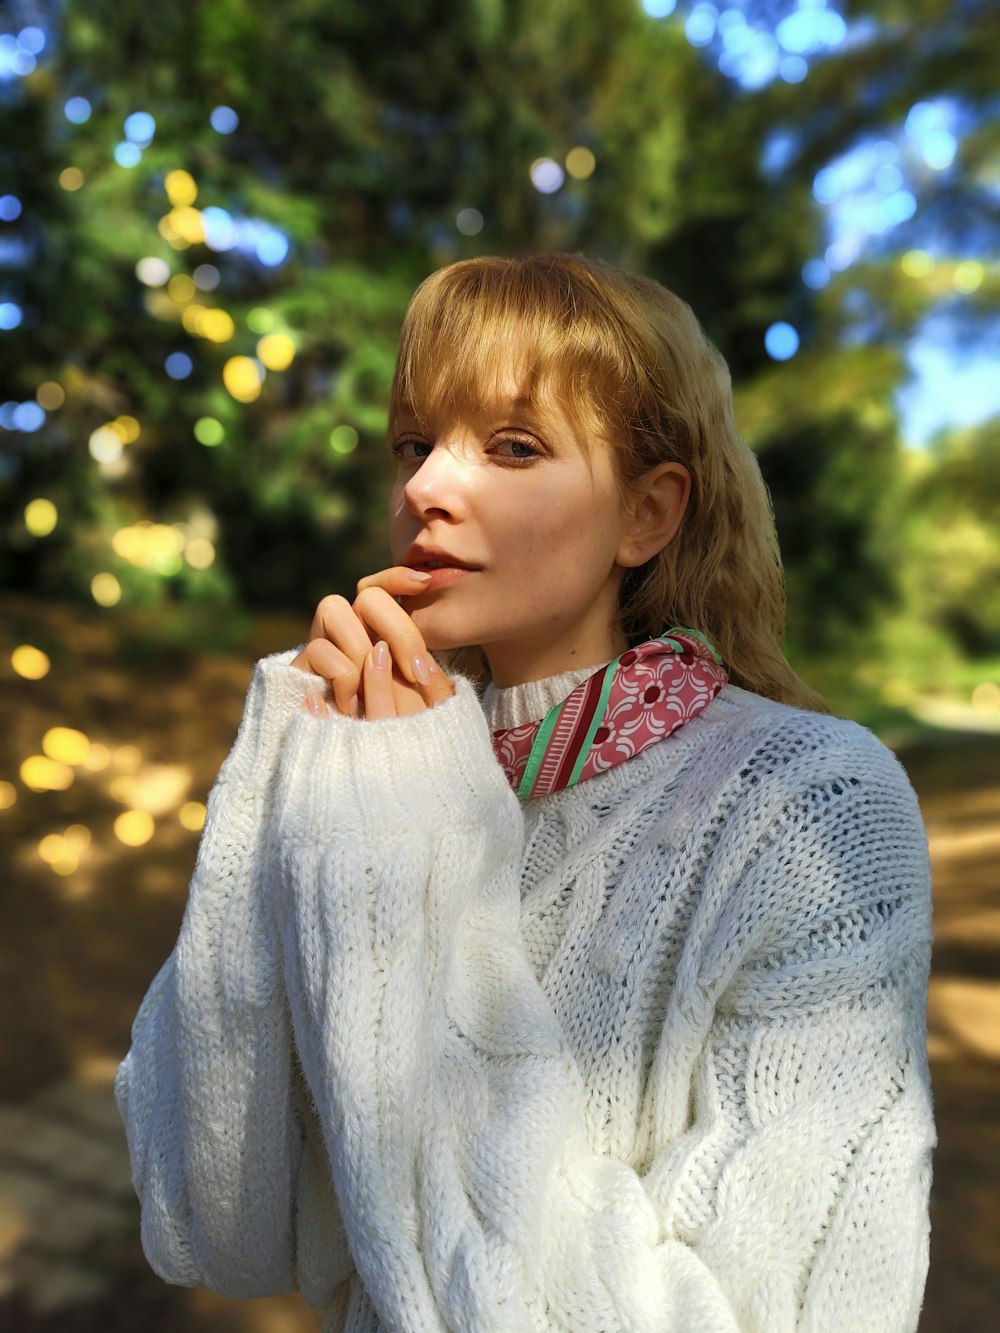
[0, 591, 996, 1330]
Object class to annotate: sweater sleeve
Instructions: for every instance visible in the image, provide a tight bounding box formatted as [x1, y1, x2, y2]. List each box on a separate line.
[266, 691, 935, 1332]
[114, 647, 353, 1306]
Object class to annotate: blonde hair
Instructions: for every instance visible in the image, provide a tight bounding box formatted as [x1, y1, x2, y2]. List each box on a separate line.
[390, 252, 826, 712]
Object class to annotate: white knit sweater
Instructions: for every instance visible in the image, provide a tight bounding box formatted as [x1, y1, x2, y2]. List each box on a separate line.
[115, 647, 936, 1332]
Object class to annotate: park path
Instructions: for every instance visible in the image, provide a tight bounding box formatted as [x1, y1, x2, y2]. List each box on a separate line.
[1, 595, 996, 1330]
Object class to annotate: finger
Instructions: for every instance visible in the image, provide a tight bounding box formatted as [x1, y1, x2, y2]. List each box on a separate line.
[356, 566, 433, 598]
[353, 586, 435, 688]
[417, 653, 455, 709]
[362, 641, 396, 721]
[307, 594, 373, 671]
[304, 692, 329, 718]
[292, 638, 361, 716]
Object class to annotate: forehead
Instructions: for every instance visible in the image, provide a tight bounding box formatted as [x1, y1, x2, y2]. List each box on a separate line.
[393, 343, 597, 446]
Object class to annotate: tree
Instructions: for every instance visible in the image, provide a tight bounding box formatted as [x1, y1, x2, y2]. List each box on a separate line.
[2, 0, 996, 684]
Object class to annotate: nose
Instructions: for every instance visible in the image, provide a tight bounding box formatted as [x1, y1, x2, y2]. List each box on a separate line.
[402, 441, 471, 522]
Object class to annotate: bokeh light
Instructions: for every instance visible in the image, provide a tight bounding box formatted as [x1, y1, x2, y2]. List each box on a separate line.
[24, 498, 57, 536]
[184, 537, 215, 569]
[124, 111, 156, 146]
[210, 105, 239, 134]
[36, 381, 65, 410]
[902, 249, 934, 278]
[64, 824, 92, 850]
[38, 834, 80, 877]
[135, 256, 171, 287]
[194, 417, 225, 445]
[167, 273, 196, 302]
[765, 321, 800, 361]
[0, 302, 23, 330]
[91, 572, 122, 606]
[89, 426, 123, 463]
[43, 727, 91, 766]
[193, 263, 220, 290]
[0, 781, 16, 811]
[80, 743, 111, 773]
[11, 645, 50, 680]
[802, 259, 830, 290]
[971, 681, 1000, 713]
[642, 0, 677, 17]
[165, 169, 198, 206]
[111, 522, 185, 572]
[17, 26, 46, 55]
[0, 194, 22, 220]
[330, 425, 359, 455]
[179, 801, 207, 831]
[63, 96, 91, 124]
[565, 147, 596, 180]
[686, 6, 717, 48]
[530, 158, 564, 194]
[247, 306, 274, 333]
[13, 402, 45, 430]
[202, 206, 239, 251]
[256, 229, 290, 266]
[953, 261, 984, 294]
[21, 755, 74, 793]
[223, 355, 265, 402]
[456, 208, 484, 236]
[256, 332, 296, 370]
[111, 745, 141, 773]
[114, 810, 155, 847]
[114, 142, 142, 169]
[165, 351, 194, 379]
[160, 206, 206, 247]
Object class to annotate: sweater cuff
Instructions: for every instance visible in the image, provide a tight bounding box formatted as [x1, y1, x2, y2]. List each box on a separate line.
[276, 673, 520, 837]
[218, 646, 328, 786]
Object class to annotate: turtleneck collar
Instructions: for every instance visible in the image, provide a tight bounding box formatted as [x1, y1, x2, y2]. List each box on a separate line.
[482, 660, 611, 731]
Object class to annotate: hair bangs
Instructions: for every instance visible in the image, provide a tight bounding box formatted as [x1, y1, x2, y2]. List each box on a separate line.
[389, 257, 629, 451]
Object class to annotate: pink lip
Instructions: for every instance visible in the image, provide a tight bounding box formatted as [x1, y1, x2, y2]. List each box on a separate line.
[411, 566, 476, 591]
[402, 543, 480, 571]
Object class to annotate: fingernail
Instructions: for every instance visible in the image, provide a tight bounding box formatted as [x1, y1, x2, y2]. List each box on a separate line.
[411, 653, 431, 685]
[373, 640, 389, 669]
[409, 569, 432, 581]
[348, 693, 359, 716]
[306, 693, 323, 716]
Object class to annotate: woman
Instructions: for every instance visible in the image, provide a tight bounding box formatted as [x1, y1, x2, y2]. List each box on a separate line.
[115, 254, 936, 1332]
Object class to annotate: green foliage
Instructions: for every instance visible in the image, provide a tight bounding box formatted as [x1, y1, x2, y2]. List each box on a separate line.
[1, 0, 997, 717]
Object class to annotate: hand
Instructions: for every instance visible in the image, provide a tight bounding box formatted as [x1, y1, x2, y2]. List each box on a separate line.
[291, 566, 455, 719]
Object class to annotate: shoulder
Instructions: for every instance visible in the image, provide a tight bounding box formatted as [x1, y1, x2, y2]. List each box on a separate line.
[699, 689, 932, 978]
[701, 684, 920, 807]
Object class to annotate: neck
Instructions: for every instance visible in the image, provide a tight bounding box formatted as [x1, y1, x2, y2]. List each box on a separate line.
[483, 627, 629, 689]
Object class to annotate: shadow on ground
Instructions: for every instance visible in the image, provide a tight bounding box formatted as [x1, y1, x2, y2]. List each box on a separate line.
[1, 593, 996, 1330]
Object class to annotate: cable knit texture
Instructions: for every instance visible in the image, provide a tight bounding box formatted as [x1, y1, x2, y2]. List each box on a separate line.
[115, 646, 936, 1332]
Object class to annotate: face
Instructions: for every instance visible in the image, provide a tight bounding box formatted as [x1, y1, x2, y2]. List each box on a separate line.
[388, 371, 635, 687]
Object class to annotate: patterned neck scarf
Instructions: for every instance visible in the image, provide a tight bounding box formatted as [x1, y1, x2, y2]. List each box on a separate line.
[492, 629, 728, 800]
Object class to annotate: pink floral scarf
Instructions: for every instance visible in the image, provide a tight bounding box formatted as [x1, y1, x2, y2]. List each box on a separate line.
[492, 630, 728, 800]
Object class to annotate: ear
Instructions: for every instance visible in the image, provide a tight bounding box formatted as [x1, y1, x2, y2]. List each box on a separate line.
[616, 462, 691, 568]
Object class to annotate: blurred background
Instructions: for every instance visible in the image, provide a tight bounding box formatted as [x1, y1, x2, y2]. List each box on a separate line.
[1, 0, 997, 1327]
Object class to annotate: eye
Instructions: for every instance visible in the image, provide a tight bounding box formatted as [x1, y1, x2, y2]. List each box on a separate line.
[490, 434, 541, 464]
[390, 437, 431, 463]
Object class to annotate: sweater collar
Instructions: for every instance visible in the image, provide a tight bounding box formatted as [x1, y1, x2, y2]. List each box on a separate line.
[483, 661, 610, 731]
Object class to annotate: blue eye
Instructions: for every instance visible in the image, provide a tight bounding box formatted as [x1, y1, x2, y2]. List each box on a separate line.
[492, 435, 540, 462]
[390, 437, 431, 462]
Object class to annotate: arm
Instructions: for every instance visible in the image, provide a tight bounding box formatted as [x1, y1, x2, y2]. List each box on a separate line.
[268, 695, 935, 1331]
[114, 648, 353, 1306]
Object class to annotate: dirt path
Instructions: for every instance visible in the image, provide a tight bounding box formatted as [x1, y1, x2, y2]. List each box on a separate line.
[0, 593, 996, 1329]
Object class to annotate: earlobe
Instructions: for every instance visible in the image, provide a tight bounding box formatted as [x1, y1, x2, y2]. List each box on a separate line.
[618, 463, 691, 568]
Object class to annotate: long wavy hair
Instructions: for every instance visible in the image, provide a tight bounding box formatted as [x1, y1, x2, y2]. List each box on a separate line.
[389, 252, 825, 711]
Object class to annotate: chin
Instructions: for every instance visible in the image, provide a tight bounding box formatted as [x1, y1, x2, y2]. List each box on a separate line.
[408, 606, 478, 653]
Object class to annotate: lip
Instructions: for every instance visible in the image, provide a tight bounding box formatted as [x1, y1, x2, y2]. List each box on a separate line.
[401, 543, 481, 572]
